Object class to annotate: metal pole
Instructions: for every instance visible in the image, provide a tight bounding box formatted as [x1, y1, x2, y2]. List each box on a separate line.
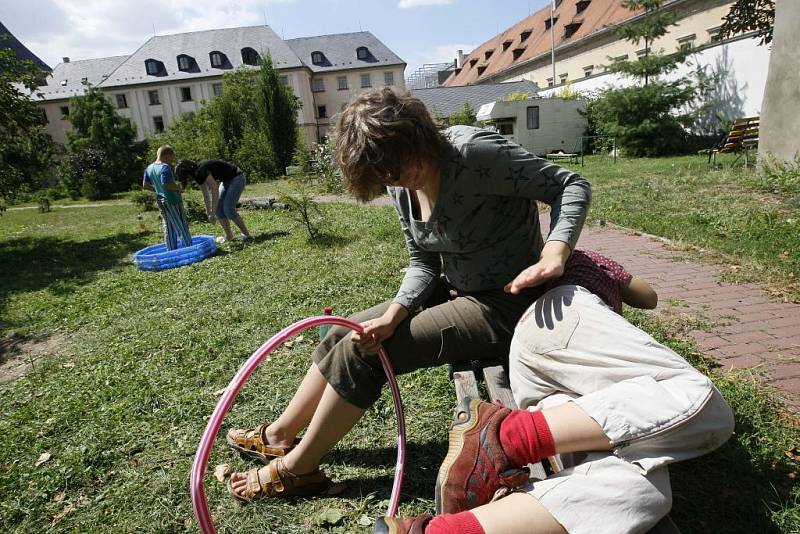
[550, 1, 556, 89]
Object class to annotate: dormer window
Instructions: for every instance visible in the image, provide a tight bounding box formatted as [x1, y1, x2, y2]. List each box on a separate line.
[484, 49, 494, 60]
[60, 80, 67, 86]
[576, 0, 591, 14]
[241, 47, 260, 66]
[356, 46, 369, 60]
[477, 66, 487, 76]
[210, 51, 226, 68]
[144, 59, 163, 75]
[545, 17, 559, 30]
[564, 21, 582, 38]
[469, 58, 478, 68]
[311, 51, 325, 65]
[502, 40, 513, 51]
[520, 29, 532, 42]
[513, 48, 526, 61]
[177, 54, 194, 72]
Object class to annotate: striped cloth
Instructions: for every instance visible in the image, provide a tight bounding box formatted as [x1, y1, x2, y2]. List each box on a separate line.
[146, 163, 192, 250]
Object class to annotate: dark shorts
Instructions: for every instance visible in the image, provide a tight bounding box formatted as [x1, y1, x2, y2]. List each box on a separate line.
[312, 279, 544, 409]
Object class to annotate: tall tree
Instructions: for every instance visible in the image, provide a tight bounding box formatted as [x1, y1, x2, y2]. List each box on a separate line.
[0, 46, 55, 203]
[254, 52, 299, 173]
[590, 0, 702, 156]
[66, 83, 145, 195]
[720, 0, 775, 46]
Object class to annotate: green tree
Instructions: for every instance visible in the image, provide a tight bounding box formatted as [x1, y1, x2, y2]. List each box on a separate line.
[0, 46, 56, 204]
[254, 52, 299, 173]
[591, 0, 701, 156]
[448, 103, 477, 126]
[66, 83, 145, 196]
[720, 0, 774, 46]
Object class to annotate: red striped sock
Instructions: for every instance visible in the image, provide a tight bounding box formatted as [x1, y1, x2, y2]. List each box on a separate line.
[499, 409, 556, 467]
[426, 511, 485, 534]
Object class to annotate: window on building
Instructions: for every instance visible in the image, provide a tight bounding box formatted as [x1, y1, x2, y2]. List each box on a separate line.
[546, 77, 554, 87]
[498, 123, 514, 135]
[317, 105, 327, 119]
[241, 47, 260, 66]
[502, 40, 513, 51]
[611, 53, 628, 62]
[384, 71, 394, 86]
[707, 25, 723, 43]
[559, 73, 568, 84]
[210, 51, 225, 68]
[477, 66, 487, 76]
[576, 0, 591, 15]
[360, 73, 371, 88]
[280, 75, 289, 86]
[60, 79, 68, 86]
[311, 51, 325, 65]
[60, 106, 69, 117]
[81, 76, 88, 83]
[677, 33, 696, 51]
[469, 58, 478, 68]
[583, 65, 593, 77]
[153, 115, 164, 132]
[526, 106, 540, 129]
[180, 87, 193, 102]
[512, 48, 525, 61]
[356, 46, 369, 60]
[212, 82, 223, 97]
[337, 76, 348, 90]
[520, 29, 532, 42]
[177, 54, 193, 71]
[312, 78, 325, 92]
[564, 22, 582, 39]
[145, 59, 161, 75]
[148, 90, 160, 105]
[635, 47, 650, 59]
[555, 0, 563, 7]
[545, 16, 558, 30]
[115, 94, 128, 109]
[484, 49, 494, 60]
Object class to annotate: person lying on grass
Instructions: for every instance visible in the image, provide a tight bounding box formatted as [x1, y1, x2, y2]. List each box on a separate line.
[375, 250, 734, 534]
[175, 159, 252, 243]
[225, 86, 592, 502]
[142, 145, 192, 250]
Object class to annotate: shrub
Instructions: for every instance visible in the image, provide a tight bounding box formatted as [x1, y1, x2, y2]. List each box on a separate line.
[59, 148, 112, 200]
[33, 190, 52, 212]
[130, 190, 156, 211]
[448, 103, 477, 126]
[758, 154, 800, 196]
[277, 178, 324, 240]
[183, 198, 208, 223]
[312, 139, 342, 194]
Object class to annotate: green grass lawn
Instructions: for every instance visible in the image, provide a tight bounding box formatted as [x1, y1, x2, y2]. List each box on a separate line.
[0, 178, 798, 532]
[573, 155, 800, 301]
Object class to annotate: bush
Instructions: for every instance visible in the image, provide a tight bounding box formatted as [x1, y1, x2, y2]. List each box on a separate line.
[312, 140, 342, 194]
[33, 190, 52, 212]
[277, 178, 324, 239]
[234, 128, 277, 182]
[758, 154, 800, 196]
[130, 190, 156, 211]
[59, 148, 112, 200]
[183, 198, 208, 223]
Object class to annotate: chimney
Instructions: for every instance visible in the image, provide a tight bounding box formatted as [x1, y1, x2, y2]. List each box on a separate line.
[62, 57, 70, 63]
[456, 49, 465, 68]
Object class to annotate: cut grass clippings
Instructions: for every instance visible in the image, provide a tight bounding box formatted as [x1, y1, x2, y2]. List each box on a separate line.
[0, 184, 798, 532]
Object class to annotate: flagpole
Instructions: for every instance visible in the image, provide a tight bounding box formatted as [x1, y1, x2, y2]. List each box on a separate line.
[550, 0, 556, 89]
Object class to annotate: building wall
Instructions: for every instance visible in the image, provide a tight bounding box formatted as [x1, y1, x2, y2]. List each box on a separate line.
[496, 0, 733, 88]
[308, 65, 406, 139]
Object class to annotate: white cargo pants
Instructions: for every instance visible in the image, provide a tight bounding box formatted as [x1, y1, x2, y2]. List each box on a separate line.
[509, 285, 735, 534]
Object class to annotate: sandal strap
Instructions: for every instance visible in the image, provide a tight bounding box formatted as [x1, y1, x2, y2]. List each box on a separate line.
[229, 423, 299, 457]
[245, 459, 330, 500]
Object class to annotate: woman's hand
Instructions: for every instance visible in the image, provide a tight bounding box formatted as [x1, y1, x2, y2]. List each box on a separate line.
[505, 240, 571, 294]
[350, 304, 409, 354]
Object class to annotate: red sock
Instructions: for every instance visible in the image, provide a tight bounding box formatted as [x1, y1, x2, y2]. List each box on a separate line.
[426, 511, 485, 534]
[499, 409, 556, 467]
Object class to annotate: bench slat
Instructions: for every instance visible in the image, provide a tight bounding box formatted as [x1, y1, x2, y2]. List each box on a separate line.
[453, 369, 481, 402]
[483, 365, 518, 408]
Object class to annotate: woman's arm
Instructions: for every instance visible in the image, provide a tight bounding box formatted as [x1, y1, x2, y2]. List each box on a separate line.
[206, 175, 219, 216]
[621, 276, 658, 309]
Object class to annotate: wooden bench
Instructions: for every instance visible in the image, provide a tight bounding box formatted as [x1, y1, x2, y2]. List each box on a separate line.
[449, 359, 681, 534]
[545, 151, 580, 166]
[702, 116, 760, 167]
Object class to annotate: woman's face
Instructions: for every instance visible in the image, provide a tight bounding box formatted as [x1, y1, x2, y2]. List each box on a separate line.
[393, 160, 434, 190]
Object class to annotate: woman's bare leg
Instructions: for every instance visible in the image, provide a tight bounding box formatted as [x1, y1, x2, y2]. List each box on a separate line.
[471, 493, 566, 534]
[263, 364, 328, 447]
[232, 216, 251, 237]
[218, 217, 235, 240]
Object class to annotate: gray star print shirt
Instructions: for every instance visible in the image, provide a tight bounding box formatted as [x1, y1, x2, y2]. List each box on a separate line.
[389, 125, 591, 312]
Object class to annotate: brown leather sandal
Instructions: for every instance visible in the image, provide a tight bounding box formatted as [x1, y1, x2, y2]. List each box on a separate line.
[226, 423, 300, 464]
[227, 458, 332, 502]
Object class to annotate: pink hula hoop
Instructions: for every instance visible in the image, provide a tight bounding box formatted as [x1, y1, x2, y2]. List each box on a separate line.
[190, 316, 407, 533]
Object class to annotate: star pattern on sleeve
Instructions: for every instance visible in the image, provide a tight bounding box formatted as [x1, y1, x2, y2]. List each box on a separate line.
[456, 227, 479, 249]
[448, 156, 468, 181]
[451, 191, 465, 207]
[476, 165, 492, 181]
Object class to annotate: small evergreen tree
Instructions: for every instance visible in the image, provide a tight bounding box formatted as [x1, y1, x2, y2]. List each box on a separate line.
[254, 52, 299, 174]
[0, 46, 56, 204]
[66, 83, 145, 195]
[448, 103, 477, 126]
[720, 0, 774, 46]
[591, 0, 701, 156]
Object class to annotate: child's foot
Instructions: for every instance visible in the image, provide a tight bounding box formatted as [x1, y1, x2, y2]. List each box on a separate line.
[227, 458, 331, 502]
[226, 423, 300, 464]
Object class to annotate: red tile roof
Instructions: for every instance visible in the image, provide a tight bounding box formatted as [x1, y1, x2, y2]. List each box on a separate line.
[443, 0, 643, 86]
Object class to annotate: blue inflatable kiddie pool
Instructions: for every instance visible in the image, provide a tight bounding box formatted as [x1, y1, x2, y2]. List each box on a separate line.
[134, 235, 217, 271]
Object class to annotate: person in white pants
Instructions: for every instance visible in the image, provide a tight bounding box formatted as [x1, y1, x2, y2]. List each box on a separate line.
[376, 250, 735, 534]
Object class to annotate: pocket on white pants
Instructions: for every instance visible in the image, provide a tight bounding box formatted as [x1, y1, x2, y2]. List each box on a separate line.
[516, 300, 580, 354]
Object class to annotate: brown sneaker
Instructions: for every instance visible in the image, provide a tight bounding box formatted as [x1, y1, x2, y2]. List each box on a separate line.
[373, 514, 433, 534]
[435, 397, 529, 514]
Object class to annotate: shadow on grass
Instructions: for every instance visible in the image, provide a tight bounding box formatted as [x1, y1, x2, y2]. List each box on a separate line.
[308, 233, 350, 248]
[0, 231, 150, 319]
[326, 440, 447, 500]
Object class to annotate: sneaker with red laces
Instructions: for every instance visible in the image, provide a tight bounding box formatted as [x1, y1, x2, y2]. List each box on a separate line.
[373, 514, 433, 534]
[435, 397, 529, 514]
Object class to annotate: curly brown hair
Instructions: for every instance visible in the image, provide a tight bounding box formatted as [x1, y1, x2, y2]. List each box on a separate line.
[333, 87, 446, 202]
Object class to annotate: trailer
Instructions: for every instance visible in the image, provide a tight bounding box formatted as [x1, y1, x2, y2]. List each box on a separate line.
[476, 98, 587, 157]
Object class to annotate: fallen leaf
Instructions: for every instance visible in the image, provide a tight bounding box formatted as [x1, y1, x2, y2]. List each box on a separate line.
[284, 340, 295, 349]
[35, 452, 52, 467]
[296, 335, 304, 343]
[62, 362, 74, 369]
[317, 508, 344, 526]
[784, 447, 800, 462]
[213, 463, 232, 482]
[53, 492, 66, 502]
[51, 505, 74, 525]
[213, 387, 226, 396]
